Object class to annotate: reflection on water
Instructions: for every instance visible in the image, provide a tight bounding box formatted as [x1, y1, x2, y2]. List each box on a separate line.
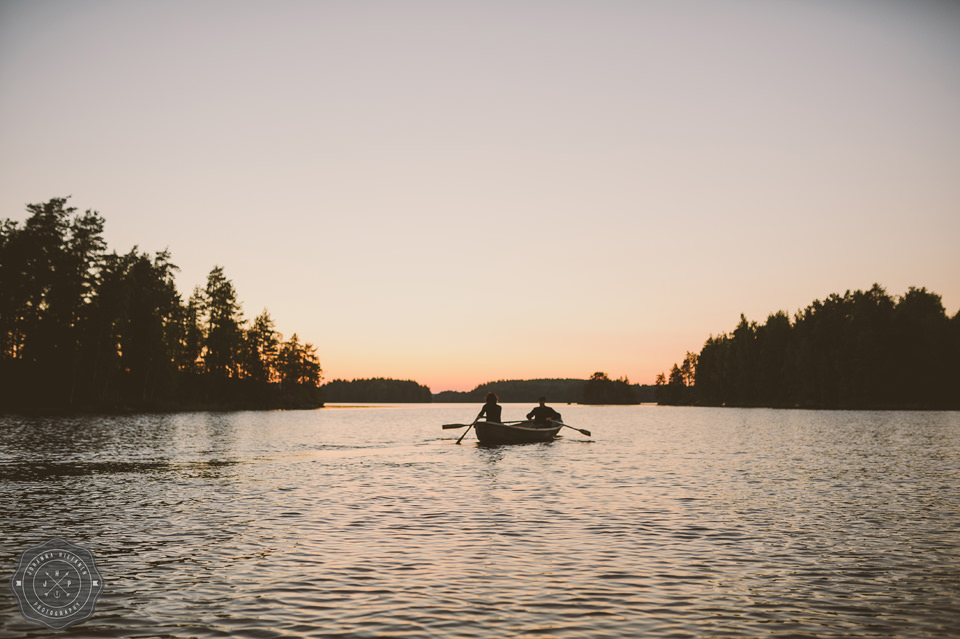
[1, 405, 959, 638]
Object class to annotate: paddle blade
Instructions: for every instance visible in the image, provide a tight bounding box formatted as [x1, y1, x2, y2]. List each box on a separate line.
[442, 423, 469, 429]
[557, 422, 591, 438]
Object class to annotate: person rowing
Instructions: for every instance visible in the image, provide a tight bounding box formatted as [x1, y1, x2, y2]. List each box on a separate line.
[526, 396, 561, 428]
[477, 392, 503, 424]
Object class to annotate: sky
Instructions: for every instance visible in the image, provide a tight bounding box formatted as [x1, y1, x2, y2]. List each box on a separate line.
[2, 0, 958, 392]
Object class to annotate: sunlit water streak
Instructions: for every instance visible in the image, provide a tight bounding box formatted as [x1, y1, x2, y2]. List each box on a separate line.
[1, 405, 958, 638]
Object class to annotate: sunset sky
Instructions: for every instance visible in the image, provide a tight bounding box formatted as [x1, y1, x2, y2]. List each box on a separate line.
[2, 1, 958, 392]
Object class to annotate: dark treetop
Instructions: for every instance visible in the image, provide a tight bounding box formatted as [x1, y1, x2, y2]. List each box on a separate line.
[1, 197, 322, 413]
[657, 284, 960, 410]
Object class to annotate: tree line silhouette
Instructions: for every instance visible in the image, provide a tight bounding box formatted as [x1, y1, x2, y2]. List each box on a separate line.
[658, 284, 960, 409]
[434, 378, 585, 403]
[321, 378, 432, 403]
[580, 372, 657, 404]
[433, 376, 657, 404]
[1, 198, 322, 412]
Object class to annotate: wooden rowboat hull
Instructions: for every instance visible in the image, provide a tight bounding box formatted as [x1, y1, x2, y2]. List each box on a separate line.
[474, 421, 561, 446]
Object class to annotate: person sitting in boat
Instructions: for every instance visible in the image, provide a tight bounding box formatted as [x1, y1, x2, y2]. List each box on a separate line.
[527, 397, 561, 426]
[477, 392, 502, 424]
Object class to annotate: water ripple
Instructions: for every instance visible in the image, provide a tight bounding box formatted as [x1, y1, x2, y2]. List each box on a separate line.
[1, 406, 959, 637]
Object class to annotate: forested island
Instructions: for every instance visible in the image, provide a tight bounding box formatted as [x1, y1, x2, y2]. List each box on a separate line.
[658, 285, 960, 410]
[1, 198, 323, 412]
[434, 377, 657, 404]
[321, 378, 432, 403]
[318, 376, 656, 405]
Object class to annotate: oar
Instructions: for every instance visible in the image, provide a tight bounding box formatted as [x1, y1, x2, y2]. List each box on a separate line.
[456, 416, 480, 445]
[553, 420, 591, 437]
[443, 416, 496, 429]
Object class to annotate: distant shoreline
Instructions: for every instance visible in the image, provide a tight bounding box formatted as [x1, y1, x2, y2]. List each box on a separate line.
[7, 402, 959, 419]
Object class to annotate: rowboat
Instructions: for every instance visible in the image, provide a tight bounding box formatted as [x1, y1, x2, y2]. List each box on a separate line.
[474, 420, 562, 446]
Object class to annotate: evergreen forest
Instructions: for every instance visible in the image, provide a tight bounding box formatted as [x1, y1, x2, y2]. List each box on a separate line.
[433, 377, 657, 404]
[580, 372, 657, 404]
[321, 378, 432, 403]
[5, 199, 956, 413]
[658, 285, 960, 409]
[1, 198, 323, 412]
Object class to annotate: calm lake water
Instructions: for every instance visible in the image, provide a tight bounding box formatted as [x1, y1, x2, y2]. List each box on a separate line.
[1, 404, 959, 638]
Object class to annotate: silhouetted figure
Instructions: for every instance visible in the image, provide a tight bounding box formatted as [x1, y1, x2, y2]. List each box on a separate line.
[477, 392, 502, 423]
[527, 397, 561, 426]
